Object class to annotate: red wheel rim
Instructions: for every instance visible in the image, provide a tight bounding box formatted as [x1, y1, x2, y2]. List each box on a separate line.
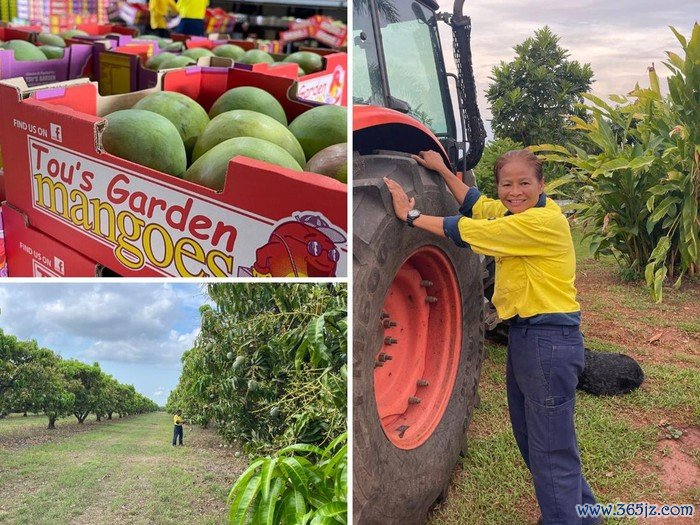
[374, 246, 462, 449]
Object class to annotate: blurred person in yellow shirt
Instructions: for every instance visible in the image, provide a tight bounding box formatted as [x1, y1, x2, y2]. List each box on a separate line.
[174, 0, 209, 36]
[149, 0, 178, 38]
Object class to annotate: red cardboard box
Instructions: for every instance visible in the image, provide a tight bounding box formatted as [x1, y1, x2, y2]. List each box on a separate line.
[0, 68, 347, 278]
[3, 203, 107, 276]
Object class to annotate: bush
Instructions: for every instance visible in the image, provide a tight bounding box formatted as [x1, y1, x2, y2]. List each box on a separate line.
[534, 24, 699, 301]
[227, 433, 347, 525]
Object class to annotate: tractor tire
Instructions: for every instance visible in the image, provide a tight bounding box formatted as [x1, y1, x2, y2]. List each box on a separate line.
[353, 151, 485, 525]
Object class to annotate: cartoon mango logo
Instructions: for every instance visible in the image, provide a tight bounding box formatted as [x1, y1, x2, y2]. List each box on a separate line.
[240, 213, 346, 278]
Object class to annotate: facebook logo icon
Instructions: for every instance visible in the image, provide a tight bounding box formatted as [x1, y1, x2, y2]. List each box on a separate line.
[54, 256, 65, 275]
[50, 123, 62, 142]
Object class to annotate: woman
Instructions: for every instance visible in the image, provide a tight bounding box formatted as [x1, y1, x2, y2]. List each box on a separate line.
[384, 149, 601, 525]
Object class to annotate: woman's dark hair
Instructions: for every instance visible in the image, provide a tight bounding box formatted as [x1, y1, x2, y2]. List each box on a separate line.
[493, 149, 543, 183]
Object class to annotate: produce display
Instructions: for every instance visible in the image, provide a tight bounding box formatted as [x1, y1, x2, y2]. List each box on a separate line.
[0, 39, 46, 60]
[102, 109, 187, 177]
[283, 51, 323, 75]
[208, 86, 287, 123]
[288, 104, 348, 159]
[131, 91, 210, 161]
[212, 44, 245, 60]
[101, 83, 347, 190]
[0, 22, 348, 278]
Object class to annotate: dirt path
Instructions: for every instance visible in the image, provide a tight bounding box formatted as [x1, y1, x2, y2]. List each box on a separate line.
[0, 412, 247, 525]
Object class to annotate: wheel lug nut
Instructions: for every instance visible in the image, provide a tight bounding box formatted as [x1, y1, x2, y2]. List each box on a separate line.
[417, 379, 429, 387]
[384, 337, 398, 345]
[380, 312, 390, 319]
[383, 319, 397, 328]
[420, 280, 433, 287]
[378, 353, 393, 362]
[425, 296, 438, 304]
[408, 397, 421, 404]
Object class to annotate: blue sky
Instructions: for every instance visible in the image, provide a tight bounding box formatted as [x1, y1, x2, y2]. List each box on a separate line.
[0, 283, 208, 405]
[436, 0, 697, 138]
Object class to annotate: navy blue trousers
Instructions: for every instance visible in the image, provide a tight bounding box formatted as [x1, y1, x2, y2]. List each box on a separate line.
[173, 425, 183, 445]
[175, 18, 204, 36]
[507, 324, 597, 524]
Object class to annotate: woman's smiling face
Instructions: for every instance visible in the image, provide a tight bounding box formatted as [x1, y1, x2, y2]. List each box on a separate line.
[497, 159, 545, 214]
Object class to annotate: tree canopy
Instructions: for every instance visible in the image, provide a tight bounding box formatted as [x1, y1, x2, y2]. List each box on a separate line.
[0, 329, 157, 428]
[486, 26, 593, 146]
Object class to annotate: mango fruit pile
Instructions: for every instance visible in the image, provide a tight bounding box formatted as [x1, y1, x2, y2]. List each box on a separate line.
[102, 86, 347, 188]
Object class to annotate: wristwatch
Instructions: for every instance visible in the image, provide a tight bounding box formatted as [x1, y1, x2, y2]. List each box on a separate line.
[406, 209, 422, 227]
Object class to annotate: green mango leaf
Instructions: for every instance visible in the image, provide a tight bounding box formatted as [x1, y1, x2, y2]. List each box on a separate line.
[530, 144, 571, 155]
[669, 25, 687, 48]
[282, 490, 307, 524]
[258, 477, 285, 525]
[229, 473, 261, 525]
[649, 236, 671, 262]
[279, 457, 310, 496]
[278, 443, 327, 458]
[294, 338, 309, 371]
[646, 195, 656, 212]
[307, 314, 330, 368]
[323, 443, 347, 477]
[260, 457, 279, 501]
[644, 261, 655, 287]
[316, 501, 347, 519]
[228, 458, 265, 504]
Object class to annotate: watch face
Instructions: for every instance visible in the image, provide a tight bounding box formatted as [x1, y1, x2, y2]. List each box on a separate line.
[408, 210, 421, 219]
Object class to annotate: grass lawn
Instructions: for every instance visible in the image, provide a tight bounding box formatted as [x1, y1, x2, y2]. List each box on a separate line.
[0, 411, 247, 525]
[428, 226, 700, 525]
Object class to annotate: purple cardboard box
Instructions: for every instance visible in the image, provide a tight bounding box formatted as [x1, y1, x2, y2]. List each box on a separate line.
[0, 43, 92, 86]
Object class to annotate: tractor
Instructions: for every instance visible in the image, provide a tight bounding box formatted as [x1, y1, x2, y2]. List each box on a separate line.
[353, 0, 490, 523]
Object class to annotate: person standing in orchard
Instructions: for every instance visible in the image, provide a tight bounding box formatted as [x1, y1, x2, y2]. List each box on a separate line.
[384, 149, 602, 525]
[172, 410, 185, 446]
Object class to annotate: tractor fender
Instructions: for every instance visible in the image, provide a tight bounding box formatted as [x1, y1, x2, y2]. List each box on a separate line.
[354, 105, 452, 170]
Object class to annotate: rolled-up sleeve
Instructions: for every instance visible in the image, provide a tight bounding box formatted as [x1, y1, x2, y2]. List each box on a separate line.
[459, 187, 482, 217]
[443, 216, 470, 247]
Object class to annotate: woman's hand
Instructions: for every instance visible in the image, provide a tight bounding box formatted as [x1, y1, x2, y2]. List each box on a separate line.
[383, 177, 415, 221]
[412, 150, 449, 176]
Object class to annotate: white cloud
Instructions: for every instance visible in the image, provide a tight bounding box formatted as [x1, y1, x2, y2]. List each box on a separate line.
[435, 0, 695, 137]
[0, 283, 202, 365]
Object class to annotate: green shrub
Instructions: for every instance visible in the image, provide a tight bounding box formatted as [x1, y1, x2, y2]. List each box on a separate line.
[227, 432, 347, 525]
[534, 24, 699, 301]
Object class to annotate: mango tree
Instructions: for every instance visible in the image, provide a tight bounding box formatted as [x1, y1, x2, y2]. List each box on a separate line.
[60, 360, 105, 424]
[168, 284, 347, 453]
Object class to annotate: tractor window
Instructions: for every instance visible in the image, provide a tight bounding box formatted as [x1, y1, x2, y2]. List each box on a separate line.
[353, 1, 384, 106]
[378, 1, 453, 137]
